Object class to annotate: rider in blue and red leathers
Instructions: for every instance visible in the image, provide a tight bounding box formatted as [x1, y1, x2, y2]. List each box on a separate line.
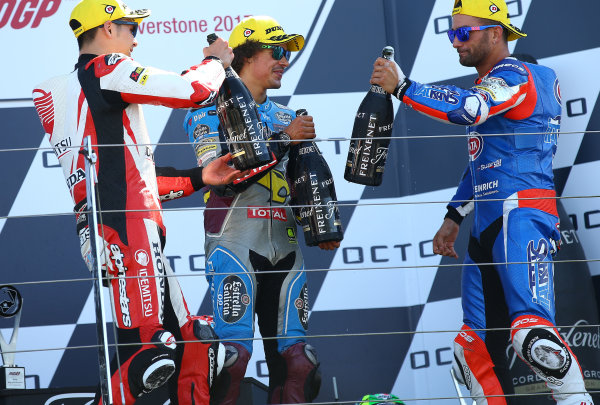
[371, 0, 592, 404]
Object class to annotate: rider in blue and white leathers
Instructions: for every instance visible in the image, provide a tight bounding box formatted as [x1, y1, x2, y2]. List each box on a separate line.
[370, 0, 592, 403]
[183, 16, 332, 405]
[184, 93, 318, 405]
[184, 99, 308, 367]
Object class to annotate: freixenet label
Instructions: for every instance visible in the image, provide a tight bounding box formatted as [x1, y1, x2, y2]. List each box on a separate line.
[358, 114, 377, 176]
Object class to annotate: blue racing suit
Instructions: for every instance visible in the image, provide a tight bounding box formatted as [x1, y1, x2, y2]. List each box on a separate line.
[183, 98, 320, 404]
[395, 58, 591, 404]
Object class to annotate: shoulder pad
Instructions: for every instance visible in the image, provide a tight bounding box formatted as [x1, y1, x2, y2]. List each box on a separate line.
[87, 53, 129, 77]
[104, 53, 128, 66]
[489, 60, 528, 77]
[185, 105, 219, 134]
[187, 105, 216, 121]
[269, 101, 295, 125]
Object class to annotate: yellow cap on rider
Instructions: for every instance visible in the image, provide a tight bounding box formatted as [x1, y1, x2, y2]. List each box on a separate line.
[69, 0, 150, 38]
[228, 16, 304, 51]
[452, 0, 526, 41]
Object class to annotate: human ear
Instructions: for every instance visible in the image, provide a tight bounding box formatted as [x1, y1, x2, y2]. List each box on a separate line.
[494, 26, 503, 42]
[103, 21, 112, 37]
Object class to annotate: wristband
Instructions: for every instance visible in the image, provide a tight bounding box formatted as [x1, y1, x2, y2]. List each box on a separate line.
[203, 55, 223, 66]
[279, 132, 291, 148]
[393, 78, 412, 101]
[444, 206, 464, 226]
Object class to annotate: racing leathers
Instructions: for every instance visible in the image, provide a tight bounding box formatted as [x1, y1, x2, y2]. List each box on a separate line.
[32, 53, 225, 405]
[394, 57, 592, 404]
[183, 98, 320, 404]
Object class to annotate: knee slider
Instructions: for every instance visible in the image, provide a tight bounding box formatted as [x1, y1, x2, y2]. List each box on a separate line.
[512, 326, 572, 385]
[282, 343, 322, 402]
[222, 342, 251, 376]
[129, 330, 177, 397]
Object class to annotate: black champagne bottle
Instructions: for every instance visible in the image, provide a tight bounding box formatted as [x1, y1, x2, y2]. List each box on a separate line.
[344, 46, 395, 186]
[288, 109, 344, 246]
[207, 33, 274, 171]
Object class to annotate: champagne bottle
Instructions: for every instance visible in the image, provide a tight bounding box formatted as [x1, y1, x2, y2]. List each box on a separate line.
[344, 46, 395, 186]
[289, 109, 344, 246]
[207, 33, 274, 171]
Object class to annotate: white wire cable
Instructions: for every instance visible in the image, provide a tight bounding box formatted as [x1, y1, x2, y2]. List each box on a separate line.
[3, 256, 600, 289]
[4, 321, 599, 356]
[0, 128, 599, 153]
[2, 194, 599, 222]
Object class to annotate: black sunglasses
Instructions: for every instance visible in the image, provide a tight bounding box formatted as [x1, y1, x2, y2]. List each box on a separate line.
[261, 45, 291, 61]
[112, 19, 139, 38]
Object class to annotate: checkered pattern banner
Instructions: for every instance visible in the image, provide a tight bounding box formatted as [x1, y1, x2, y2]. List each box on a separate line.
[1, 0, 600, 403]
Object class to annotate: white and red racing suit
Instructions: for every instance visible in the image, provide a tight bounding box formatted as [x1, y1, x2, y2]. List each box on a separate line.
[32, 53, 225, 405]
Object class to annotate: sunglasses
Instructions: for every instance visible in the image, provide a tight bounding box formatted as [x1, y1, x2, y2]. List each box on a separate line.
[112, 19, 139, 38]
[261, 45, 291, 61]
[447, 25, 500, 43]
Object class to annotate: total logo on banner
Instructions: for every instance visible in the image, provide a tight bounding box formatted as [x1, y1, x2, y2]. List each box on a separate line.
[0, 0, 60, 29]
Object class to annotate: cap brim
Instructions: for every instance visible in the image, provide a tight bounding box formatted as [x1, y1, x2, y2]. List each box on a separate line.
[504, 23, 526, 41]
[262, 34, 305, 51]
[124, 8, 151, 23]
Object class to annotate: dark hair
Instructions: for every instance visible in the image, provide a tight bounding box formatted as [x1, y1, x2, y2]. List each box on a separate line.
[72, 23, 101, 50]
[478, 17, 509, 43]
[231, 40, 264, 74]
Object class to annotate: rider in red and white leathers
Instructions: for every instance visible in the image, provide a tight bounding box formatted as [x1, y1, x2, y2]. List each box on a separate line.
[32, 38, 231, 405]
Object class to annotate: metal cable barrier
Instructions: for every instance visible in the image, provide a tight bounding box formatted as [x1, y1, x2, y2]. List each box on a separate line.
[1, 129, 599, 404]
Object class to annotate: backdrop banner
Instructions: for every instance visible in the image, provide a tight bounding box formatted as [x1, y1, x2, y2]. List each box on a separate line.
[2, 0, 600, 403]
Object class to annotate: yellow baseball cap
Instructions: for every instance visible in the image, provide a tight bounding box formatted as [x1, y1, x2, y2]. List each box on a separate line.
[69, 0, 150, 38]
[228, 16, 304, 51]
[452, 0, 526, 41]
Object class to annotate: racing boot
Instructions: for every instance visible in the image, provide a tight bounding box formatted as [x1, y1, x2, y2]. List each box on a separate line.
[170, 315, 224, 405]
[453, 325, 507, 405]
[95, 329, 176, 405]
[270, 342, 321, 404]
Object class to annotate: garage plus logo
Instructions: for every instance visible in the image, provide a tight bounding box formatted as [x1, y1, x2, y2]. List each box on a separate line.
[0, 0, 61, 29]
